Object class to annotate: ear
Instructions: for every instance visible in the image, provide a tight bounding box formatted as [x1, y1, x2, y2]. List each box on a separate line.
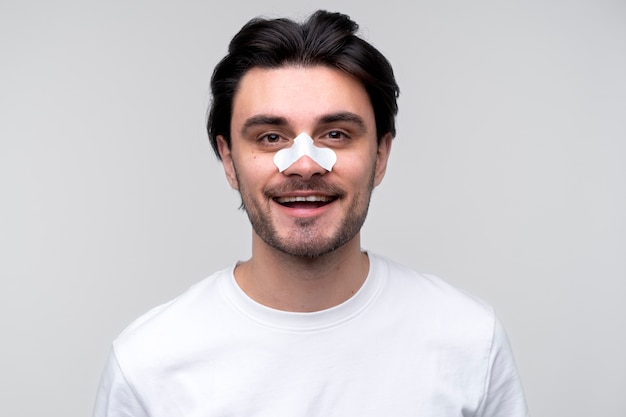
[217, 135, 239, 190]
[373, 133, 392, 187]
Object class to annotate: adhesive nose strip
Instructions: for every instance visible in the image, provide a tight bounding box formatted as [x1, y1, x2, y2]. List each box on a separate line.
[273, 133, 337, 172]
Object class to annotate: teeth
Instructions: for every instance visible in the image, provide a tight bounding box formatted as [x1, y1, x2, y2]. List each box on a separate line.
[276, 195, 333, 203]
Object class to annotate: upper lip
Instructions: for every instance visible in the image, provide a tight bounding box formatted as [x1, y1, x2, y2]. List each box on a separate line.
[266, 179, 344, 203]
[274, 195, 335, 203]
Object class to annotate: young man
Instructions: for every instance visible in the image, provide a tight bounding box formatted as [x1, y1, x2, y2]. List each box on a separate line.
[94, 10, 528, 416]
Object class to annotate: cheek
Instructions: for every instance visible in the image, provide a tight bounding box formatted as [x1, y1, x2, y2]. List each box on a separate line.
[334, 150, 377, 179]
[235, 154, 277, 184]
[252, 154, 276, 172]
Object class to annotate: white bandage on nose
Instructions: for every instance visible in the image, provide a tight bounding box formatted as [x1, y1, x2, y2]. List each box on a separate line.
[273, 133, 337, 172]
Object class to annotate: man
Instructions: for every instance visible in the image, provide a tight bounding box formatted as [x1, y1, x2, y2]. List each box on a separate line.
[94, 10, 528, 416]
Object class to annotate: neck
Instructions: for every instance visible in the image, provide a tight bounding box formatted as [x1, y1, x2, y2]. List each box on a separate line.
[234, 233, 369, 312]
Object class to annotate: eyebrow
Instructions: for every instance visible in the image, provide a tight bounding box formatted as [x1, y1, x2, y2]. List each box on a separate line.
[240, 111, 368, 136]
[241, 115, 288, 136]
[318, 112, 367, 133]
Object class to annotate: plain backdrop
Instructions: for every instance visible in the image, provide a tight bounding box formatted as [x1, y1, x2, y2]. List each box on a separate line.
[1, 0, 625, 416]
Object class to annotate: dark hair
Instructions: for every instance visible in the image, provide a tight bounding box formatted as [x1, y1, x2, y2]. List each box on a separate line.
[207, 10, 400, 159]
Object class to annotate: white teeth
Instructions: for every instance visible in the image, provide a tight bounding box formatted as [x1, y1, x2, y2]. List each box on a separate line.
[276, 195, 333, 203]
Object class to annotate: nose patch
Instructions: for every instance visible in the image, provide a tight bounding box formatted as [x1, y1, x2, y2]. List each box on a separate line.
[273, 133, 337, 172]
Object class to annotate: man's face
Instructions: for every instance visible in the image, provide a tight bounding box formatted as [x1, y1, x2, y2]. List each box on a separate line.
[218, 65, 391, 258]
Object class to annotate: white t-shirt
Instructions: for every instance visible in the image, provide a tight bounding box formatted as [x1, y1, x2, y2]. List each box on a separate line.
[94, 253, 528, 416]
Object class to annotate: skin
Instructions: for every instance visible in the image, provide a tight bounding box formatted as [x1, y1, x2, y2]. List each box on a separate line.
[217, 65, 392, 312]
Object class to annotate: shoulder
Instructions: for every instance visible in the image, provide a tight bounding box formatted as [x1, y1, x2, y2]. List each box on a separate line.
[370, 252, 497, 340]
[368, 253, 529, 412]
[372, 253, 493, 312]
[121, 268, 228, 332]
[110, 266, 234, 371]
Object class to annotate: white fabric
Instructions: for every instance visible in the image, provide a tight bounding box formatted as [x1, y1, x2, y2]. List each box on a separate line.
[273, 132, 337, 172]
[94, 253, 528, 417]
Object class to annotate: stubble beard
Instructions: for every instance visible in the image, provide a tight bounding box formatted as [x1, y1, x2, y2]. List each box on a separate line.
[236, 171, 376, 259]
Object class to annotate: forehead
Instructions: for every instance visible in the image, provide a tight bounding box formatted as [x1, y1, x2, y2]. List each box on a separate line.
[231, 65, 375, 132]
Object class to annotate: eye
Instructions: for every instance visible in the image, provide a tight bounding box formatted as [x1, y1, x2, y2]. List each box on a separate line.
[259, 133, 284, 144]
[324, 130, 350, 140]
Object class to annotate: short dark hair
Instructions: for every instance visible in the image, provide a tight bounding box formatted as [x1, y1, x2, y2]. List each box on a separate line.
[206, 10, 400, 159]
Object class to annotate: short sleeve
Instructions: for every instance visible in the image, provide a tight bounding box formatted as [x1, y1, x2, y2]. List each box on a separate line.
[93, 349, 149, 417]
[476, 317, 529, 417]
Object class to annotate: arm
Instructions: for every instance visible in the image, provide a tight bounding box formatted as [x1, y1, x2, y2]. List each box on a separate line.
[93, 350, 149, 417]
[475, 318, 529, 417]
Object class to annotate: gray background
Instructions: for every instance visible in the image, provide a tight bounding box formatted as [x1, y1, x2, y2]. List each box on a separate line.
[1, 0, 624, 416]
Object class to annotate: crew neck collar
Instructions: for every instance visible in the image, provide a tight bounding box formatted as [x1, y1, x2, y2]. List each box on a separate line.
[219, 252, 386, 331]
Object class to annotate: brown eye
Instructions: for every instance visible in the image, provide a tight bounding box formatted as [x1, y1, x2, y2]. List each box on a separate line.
[325, 130, 349, 140]
[260, 133, 283, 144]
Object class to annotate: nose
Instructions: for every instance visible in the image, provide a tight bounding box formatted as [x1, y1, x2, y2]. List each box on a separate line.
[281, 155, 328, 180]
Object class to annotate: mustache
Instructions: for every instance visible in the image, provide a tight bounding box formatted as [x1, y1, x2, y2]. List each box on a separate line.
[264, 177, 346, 197]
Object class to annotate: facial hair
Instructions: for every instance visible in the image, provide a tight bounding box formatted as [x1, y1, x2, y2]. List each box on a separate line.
[235, 170, 376, 259]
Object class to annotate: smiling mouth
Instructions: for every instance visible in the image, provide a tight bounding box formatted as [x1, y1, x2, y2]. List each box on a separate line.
[274, 195, 336, 209]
